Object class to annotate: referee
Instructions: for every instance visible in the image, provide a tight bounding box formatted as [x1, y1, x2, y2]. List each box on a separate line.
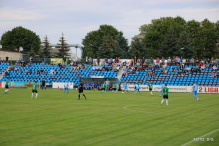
[41, 78, 46, 90]
[78, 81, 87, 100]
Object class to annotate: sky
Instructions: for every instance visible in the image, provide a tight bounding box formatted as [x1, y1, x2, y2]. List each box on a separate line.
[0, 0, 219, 58]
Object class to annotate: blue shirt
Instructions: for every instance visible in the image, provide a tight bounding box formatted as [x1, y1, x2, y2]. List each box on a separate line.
[91, 83, 95, 86]
[193, 84, 198, 91]
[123, 83, 128, 87]
[106, 81, 110, 85]
[161, 84, 165, 89]
[135, 84, 139, 90]
[65, 83, 69, 88]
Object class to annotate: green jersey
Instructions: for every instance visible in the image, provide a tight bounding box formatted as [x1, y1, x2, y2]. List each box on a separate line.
[113, 84, 116, 88]
[5, 80, 9, 86]
[32, 83, 38, 91]
[163, 87, 169, 95]
[148, 83, 152, 89]
[102, 83, 106, 88]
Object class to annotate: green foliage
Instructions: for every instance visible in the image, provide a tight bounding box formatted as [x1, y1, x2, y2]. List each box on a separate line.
[159, 28, 182, 58]
[97, 35, 117, 58]
[141, 17, 219, 59]
[28, 47, 36, 58]
[0, 26, 41, 52]
[56, 33, 70, 58]
[129, 38, 147, 58]
[82, 25, 119, 58]
[114, 31, 130, 58]
[42, 36, 51, 58]
[178, 32, 195, 58]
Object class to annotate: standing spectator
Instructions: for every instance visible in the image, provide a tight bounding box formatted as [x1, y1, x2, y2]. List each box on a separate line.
[6, 56, 9, 63]
[63, 56, 66, 64]
[19, 55, 22, 64]
[161, 57, 165, 65]
[123, 61, 126, 70]
[196, 58, 199, 66]
[134, 56, 137, 65]
[172, 57, 176, 66]
[85, 56, 88, 64]
[130, 57, 134, 65]
[97, 57, 100, 65]
[88, 57, 92, 64]
[177, 57, 181, 65]
[150, 57, 154, 65]
[0, 57, 2, 65]
[40, 58, 43, 63]
[31, 56, 34, 65]
[215, 58, 218, 65]
[142, 57, 145, 66]
[167, 57, 171, 66]
[115, 57, 119, 63]
[190, 58, 194, 66]
[185, 59, 189, 67]
[105, 58, 108, 64]
[156, 57, 160, 65]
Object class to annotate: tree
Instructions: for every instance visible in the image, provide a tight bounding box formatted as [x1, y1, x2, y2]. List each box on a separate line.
[41, 36, 51, 58]
[178, 32, 195, 58]
[114, 31, 130, 58]
[28, 47, 36, 58]
[159, 28, 182, 58]
[56, 33, 70, 58]
[82, 25, 119, 58]
[97, 35, 117, 58]
[129, 38, 147, 58]
[0, 26, 41, 52]
[141, 16, 186, 57]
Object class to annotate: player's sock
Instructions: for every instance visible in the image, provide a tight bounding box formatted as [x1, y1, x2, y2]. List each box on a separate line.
[193, 94, 197, 100]
[5, 89, 7, 93]
[151, 92, 153, 95]
[166, 100, 168, 105]
[134, 90, 136, 94]
[36, 93, 38, 98]
[123, 90, 124, 92]
[139, 91, 141, 95]
[112, 90, 113, 92]
[127, 90, 129, 93]
[63, 90, 65, 94]
[67, 89, 69, 94]
[161, 99, 164, 104]
[83, 94, 86, 99]
[32, 93, 33, 97]
[102, 90, 103, 93]
[115, 90, 117, 93]
[105, 90, 106, 93]
[78, 95, 80, 99]
[160, 91, 161, 96]
[7, 89, 9, 93]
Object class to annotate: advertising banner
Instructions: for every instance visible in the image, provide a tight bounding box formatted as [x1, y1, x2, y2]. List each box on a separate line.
[0, 81, 2, 88]
[52, 82, 74, 89]
[197, 86, 219, 93]
[91, 76, 104, 78]
[50, 58, 65, 64]
[9, 81, 26, 88]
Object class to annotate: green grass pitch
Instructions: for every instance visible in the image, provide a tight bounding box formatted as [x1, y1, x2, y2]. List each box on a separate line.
[0, 88, 219, 146]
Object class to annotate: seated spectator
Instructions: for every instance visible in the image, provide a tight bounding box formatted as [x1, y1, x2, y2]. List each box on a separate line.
[5, 72, 9, 76]
[167, 57, 171, 66]
[198, 62, 202, 70]
[201, 64, 205, 71]
[205, 62, 209, 68]
[149, 71, 152, 76]
[50, 69, 54, 75]
[171, 68, 175, 73]
[215, 72, 218, 78]
[190, 66, 193, 73]
[22, 60, 26, 67]
[210, 72, 214, 78]
[152, 71, 156, 77]
[40, 68, 44, 75]
[27, 69, 31, 75]
[122, 69, 126, 77]
[63, 63, 66, 68]
[145, 69, 149, 76]
[41, 61, 45, 67]
[213, 65, 217, 71]
[40, 58, 43, 63]
[160, 69, 164, 74]
[193, 67, 197, 73]
[28, 62, 32, 68]
[14, 67, 18, 71]
[10, 64, 14, 71]
[176, 64, 180, 70]
[25, 69, 28, 74]
[115, 57, 119, 63]
[181, 69, 186, 76]
[18, 70, 22, 74]
[186, 67, 191, 73]
[50, 61, 54, 67]
[95, 65, 99, 71]
[164, 69, 167, 74]
[178, 69, 181, 75]
[36, 69, 40, 75]
[162, 64, 167, 69]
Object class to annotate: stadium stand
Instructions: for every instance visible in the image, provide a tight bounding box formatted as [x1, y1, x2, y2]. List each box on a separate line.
[0, 63, 9, 76]
[1, 63, 118, 86]
[119, 64, 219, 86]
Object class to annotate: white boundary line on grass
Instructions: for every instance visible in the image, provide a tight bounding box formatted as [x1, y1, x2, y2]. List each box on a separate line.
[181, 128, 219, 146]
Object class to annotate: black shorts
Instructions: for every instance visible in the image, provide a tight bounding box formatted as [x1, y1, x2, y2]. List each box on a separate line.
[149, 88, 152, 91]
[5, 85, 9, 89]
[113, 88, 116, 90]
[79, 89, 83, 93]
[102, 88, 105, 90]
[163, 95, 168, 99]
[32, 90, 38, 93]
